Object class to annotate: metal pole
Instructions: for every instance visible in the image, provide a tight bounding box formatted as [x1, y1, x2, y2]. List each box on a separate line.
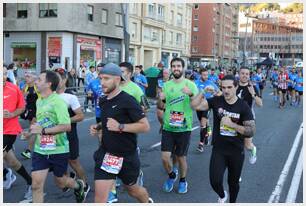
[121, 3, 130, 62]
[243, 10, 249, 66]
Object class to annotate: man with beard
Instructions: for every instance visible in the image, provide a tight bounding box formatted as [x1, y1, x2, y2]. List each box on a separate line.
[158, 57, 198, 194]
[237, 67, 262, 164]
[89, 63, 153, 203]
[191, 75, 255, 203]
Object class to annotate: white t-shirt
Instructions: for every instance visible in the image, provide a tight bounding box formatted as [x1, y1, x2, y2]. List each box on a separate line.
[59, 93, 81, 111]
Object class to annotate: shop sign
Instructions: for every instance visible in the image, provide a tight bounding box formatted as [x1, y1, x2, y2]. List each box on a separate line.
[11, 42, 36, 48]
[48, 37, 62, 57]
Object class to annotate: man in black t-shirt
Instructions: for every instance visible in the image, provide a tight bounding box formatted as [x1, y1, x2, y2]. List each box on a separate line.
[191, 75, 256, 203]
[237, 67, 263, 165]
[89, 63, 153, 203]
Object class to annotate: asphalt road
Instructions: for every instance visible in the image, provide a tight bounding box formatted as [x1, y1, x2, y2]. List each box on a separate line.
[3, 84, 303, 203]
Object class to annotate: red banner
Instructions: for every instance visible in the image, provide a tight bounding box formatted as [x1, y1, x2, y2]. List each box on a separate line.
[48, 37, 61, 57]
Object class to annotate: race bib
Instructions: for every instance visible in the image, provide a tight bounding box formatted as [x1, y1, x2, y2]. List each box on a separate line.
[169, 111, 185, 127]
[100, 153, 124, 174]
[220, 123, 237, 137]
[40, 135, 56, 150]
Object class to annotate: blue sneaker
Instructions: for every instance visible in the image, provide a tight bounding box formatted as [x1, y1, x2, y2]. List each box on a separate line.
[178, 181, 188, 194]
[107, 191, 118, 203]
[163, 178, 175, 192]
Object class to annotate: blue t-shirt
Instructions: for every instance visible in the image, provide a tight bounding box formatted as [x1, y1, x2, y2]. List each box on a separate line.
[251, 75, 260, 90]
[294, 76, 303, 91]
[85, 71, 95, 90]
[208, 74, 219, 85]
[288, 72, 298, 87]
[134, 74, 148, 93]
[195, 79, 219, 99]
[157, 79, 165, 88]
[272, 72, 278, 81]
[87, 78, 104, 117]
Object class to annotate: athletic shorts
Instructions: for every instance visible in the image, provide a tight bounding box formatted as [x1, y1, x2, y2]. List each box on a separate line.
[20, 107, 36, 121]
[288, 86, 293, 92]
[3, 135, 17, 152]
[161, 130, 191, 157]
[296, 90, 303, 95]
[32, 152, 69, 177]
[67, 127, 79, 160]
[278, 88, 287, 94]
[259, 83, 264, 90]
[93, 147, 140, 186]
[196, 110, 209, 121]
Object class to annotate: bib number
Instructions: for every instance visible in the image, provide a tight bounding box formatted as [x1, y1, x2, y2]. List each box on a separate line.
[220, 124, 237, 137]
[40, 135, 56, 150]
[169, 111, 185, 127]
[100, 153, 124, 174]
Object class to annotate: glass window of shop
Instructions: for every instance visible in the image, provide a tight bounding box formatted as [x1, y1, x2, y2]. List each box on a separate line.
[39, 3, 57, 17]
[11, 42, 36, 70]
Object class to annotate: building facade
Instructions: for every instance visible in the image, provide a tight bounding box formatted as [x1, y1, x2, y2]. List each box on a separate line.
[3, 3, 124, 73]
[190, 3, 239, 68]
[128, 3, 192, 69]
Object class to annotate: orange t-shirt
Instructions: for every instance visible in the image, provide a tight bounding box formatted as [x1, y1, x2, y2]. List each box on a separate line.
[3, 81, 25, 135]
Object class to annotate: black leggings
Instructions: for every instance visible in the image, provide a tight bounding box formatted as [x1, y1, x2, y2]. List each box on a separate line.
[209, 148, 244, 203]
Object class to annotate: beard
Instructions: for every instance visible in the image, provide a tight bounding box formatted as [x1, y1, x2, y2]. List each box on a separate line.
[103, 83, 116, 94]
[172, 70, 183, 79]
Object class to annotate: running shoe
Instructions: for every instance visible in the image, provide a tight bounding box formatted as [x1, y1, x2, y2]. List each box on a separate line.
[173, 167, 179, 178]
[62, 171, 76, 192]
[178, 181, 188, 194]
[148, 197, 154, 203]
[85, 108, 92, 113]
[163, 178, 176, 192]
[21, 150, 31, 159]
[197, 142, 204, 153]
[24, 185, 32, 199]
[137, 170, 144, 186]
[239, 177, 242, 182]
[84, 183, 91, 200]
[249, 146, 257, 164]
[3, 168, 16, 189]
[218, 190, 228, 203]
[74, 179, 86, 203]
[107, 191, 118, 203]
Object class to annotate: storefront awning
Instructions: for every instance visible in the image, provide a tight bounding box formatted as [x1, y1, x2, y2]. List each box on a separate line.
[11, 42, 36, 48]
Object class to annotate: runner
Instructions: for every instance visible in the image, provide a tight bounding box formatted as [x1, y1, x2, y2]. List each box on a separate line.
[192, 75, 256, 203]
[158, 57, 198, 194]
[294, 69, 303, 106]
[30, 70, 85, 203]
[288, 67, 298, 105]
[271, 67, 279, 102]
[277, 67, 289, 109]
[89, 63, 153, 203]
[20, 71, 40, 159]
[237, 67, 263, 164]
[208, 68, 219, 85]
[256, 67, 266, 98]
[84, 66, 96, 112]
[56, 70, 91, 197]
[3, 65, 32, 202]
[194, 68, 222, 152]
[133, 65, 148, 94]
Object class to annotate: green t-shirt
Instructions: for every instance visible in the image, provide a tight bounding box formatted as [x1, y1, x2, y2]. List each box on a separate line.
[120, 81, 144, 104]
[163, 79, 198, 132]
[34, 93, 71, 155]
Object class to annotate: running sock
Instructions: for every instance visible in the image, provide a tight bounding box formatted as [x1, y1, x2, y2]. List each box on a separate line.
[16, 165, 32, 185]
[168, 171, 176, 179]
[200, 127, 207, 143]
[179, 177, 186, 182]
[3, 168, 8, 181]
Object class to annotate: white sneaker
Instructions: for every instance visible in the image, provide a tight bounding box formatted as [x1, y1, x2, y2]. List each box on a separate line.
[86, 108, 92, 113]
[218, 190, 228, 203]
[24, 185, 32, 199]
[3, 168, 16, 189]
[249, 146, 257, 164]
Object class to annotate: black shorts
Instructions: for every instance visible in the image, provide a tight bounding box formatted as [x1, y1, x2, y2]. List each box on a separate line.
[93, 147, 140, 186]
[32, 152, 69, 177]
[20, 108, 36, 121]
[96, 117, 101, 123]
[3, 135, 17, 152]
[196, 110, 209, 121]
[67, 127, 79, 160]
[288, 86, 293, 92]
[161, 130, 191, 156]
[278, 88, 287, 94]
[259, 84, 264, 90]
[296, 90, 303, 95]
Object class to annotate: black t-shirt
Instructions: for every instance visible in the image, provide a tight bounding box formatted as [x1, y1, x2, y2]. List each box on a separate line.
[25, 86, 38, 109]
[236, 85, 259, 108]
[98, 91, 146, 157]
[207, 96, 254, 153]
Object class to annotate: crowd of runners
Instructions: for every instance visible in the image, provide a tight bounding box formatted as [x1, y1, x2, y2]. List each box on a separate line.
[3, 59, 303, 203]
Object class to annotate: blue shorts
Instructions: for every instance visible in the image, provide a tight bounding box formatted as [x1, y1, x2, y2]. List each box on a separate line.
[32, 152, 69, 177]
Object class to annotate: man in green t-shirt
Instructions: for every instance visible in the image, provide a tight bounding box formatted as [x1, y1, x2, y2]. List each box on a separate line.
[29, 71, 86, 203]
[158, 57, 198, 194]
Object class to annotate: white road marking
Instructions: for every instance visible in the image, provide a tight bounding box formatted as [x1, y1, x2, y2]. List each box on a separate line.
[268, 123, 303, 203]
[285, 147, 303, 203]
[150, 126, 200, 149]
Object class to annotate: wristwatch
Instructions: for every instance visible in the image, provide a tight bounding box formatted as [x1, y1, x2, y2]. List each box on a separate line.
[41, 128, 46, 135]
[118, 124, 125, 133]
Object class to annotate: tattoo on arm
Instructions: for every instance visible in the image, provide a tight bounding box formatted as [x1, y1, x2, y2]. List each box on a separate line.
[242, 120, 256, 137]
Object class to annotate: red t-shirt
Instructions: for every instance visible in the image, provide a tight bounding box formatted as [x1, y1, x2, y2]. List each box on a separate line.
[3, 81, 25, 135]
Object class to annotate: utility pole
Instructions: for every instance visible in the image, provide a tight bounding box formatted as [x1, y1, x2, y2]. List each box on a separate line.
[243, 8, 249, 67]
[121, 3, 130, 62]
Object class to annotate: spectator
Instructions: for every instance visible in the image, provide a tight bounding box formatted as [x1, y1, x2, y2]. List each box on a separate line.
[77, 65, 86, 88]
[66, 68, 77, 94]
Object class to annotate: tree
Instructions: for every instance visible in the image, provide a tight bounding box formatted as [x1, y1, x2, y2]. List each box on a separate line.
[282, 3, 303, 13]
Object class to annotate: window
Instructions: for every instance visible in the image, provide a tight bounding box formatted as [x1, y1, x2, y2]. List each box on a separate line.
[170, 31, 174, 44]
[157, 5, 164, 17]
[152, 30, 159, 41]
[115, 13, 123, 26]
[194, 14, 198, 20]
[3, 3, 6, 17]
[17, 3, 27, 18]
[130, 3, 137, 14]
[177, 13, 183, 25]
[176, 33, 182, 44]
[148, 3, 155, 16]
[194, 4, 199, 10]
[39, 3, 57, 17]
[192, 47, 198, 53]
[170, 10, 174, 23]
[192, 35, 198, 41]
[193, 26, 198, 32]
[101, 9, 108, 24]
[144, 27, 151, 41]
[131, 22, 137, 38]
[88, 5, 93, 21]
